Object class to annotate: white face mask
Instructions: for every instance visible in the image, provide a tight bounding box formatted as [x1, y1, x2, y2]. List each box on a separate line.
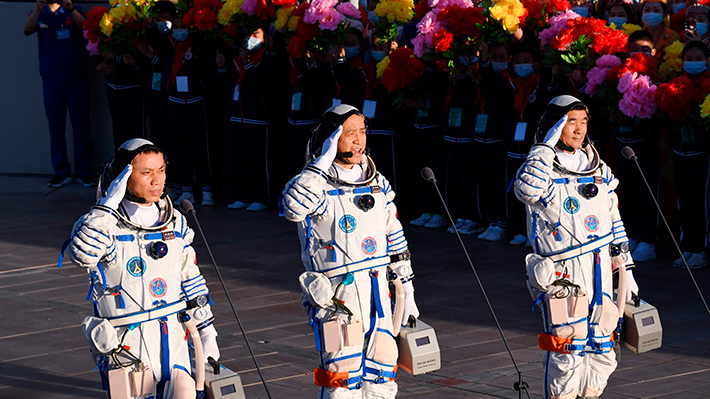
[157, 20, 172, 34]
[492, 61, 509, 72]
[245, 36, 263, 51]
[642, 12, 664, 28]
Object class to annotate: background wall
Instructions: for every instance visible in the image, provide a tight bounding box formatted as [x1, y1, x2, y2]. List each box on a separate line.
[1, 1, 114, 175]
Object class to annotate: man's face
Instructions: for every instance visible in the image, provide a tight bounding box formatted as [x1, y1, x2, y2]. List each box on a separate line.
[559, 110, 588, 152]
[628, 40, 656, 57]
[513, 52, 534, 65]
[127, 152, 166, 205]
[489, 46, 510, 63]
[335, 115, 367, 168]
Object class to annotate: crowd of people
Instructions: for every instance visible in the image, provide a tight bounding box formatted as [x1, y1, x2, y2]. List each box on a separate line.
[27, 0, 710, 268]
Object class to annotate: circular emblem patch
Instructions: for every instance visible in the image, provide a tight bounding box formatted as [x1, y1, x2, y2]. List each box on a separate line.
[529, 93, 537, 103]
[126, 257, 147, 277]
[150, 277, 167, 298]
[339, 215, 357, 233]
[362, 237, 377, 255]
[563, 197, 580, 214]
[184, 51, 192, 60]
[584, 215, 599, 232]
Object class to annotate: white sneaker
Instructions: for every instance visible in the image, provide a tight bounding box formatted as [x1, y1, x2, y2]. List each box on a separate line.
[484, 225, 506, 241]
[628, 238, 639, 253]
[227, 200, 249, 209]
[201, 192, 214, 206]
[631, 242, 656, 261]
[246, 202, 267, 212]
[510, 234, 527, 246]
[425, 214, 447, 229]
[478, 225, 492, 240]
[672, 252, 693, 268]
[686, 252, 708, 269]
[176, 192, 195, 206]
[458, 220, 479, 235]
[410, 213, 433, 226]
[448, 218, 466, 233]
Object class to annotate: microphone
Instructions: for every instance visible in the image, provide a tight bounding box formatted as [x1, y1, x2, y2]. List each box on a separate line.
[624, 148, 710, 318]
[421, 167, 529, 398]
[421, 167, 436, 183]
[621, 146, 637, 160]
[336, 151, 353, 158]
[179, 199, 196, 215]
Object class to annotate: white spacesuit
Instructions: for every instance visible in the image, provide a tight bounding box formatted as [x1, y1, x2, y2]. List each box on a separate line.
[514, 96, 639, 399]
[282, 105, 419, 399]
[65, 139, 219, 399]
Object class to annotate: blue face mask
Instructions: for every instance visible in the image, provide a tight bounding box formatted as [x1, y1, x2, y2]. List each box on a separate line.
[492, 61, 509, 72]
[344, 46, 360, 60]
[172, 29, 188, 42]
[514, 63, 534, 77]
[684, 60, 707, 75]
[642, 12, 663, 28]
[672, 2, 685, 13]
[572, 6, 589, 17]
[368, 11, 379, 24]
[157, 20, 172, 34]
[246, 36, 263, 51]
[630, 51, 652, 58]
[608, 16, 627, 26]
[371, 50, 387, 61]
[460, 56, 477, 66]
[696, 22, 708, 36]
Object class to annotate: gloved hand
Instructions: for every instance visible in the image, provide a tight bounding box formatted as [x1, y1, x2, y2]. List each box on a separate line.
[313, 125, 343, 172]
[200, 325, 220, 362]
[625, 268, 639, 302]
[99, 165, 133, 210]
[401, 281, 420, 326]
[543, 115, 568, 147]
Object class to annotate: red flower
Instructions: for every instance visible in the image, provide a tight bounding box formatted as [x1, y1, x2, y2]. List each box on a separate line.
[84, 6, 108, 43]
[194, 9, 217, 30]
[382, 47, 424, 92]
[433, 28, 453, 53]
[185, 0, 222, 30]
[548, 0, 570, 12]
[272, 0, 295, 7]
[292, 2, 309, 18]
[413, 0, 431, 21]
[444, 6, 485, 38]
[254, 0, 276, 19]
[287, 35, 307, 57]
[654, 75, 696, 120]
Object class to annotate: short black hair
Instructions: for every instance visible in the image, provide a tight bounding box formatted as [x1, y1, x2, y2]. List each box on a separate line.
[628, 30, 655, 46]
[489, 40, 511, 56]
[512, 45, 538, 62]
[682, 40, 710, 59]
[152, 1, 177, 18]
[641, 0, 667, 14]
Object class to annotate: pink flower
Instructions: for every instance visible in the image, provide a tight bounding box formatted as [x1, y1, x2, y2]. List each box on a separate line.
[617, 71, 635, 94]
[618, 72, 657, 118]
[584, 66, 609, 95]
[318, 8, 343, 30]
[336, 2, 360, 18]
[412, 34, 426, 57]
[86, 39, 101, 55]
[596, 54, 622, 69]
[241, 0, 257, 14]
[539, 10, 580, 45]
[417, 10, 441, 35]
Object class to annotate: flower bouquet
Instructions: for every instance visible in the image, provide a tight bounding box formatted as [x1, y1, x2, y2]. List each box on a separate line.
[655, 74, 710, 122]
[376, 47, 425, 106]
[285, 0, 365, 58]
[519, 0, 570, 34]
[84, 0, 152, 55]
[658, 40, 683, 81]
[373, 0, 414, 43]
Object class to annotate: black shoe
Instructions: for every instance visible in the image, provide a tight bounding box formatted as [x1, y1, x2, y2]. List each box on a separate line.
[47, 175, 72, 188]
[76, 175, 98, 187]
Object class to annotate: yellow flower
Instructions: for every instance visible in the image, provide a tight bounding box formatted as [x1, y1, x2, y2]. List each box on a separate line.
[275, 6, 294, 30]
[659, 40, 684, 79]
[621, 23, 642, 36]
[375, 0, 414, 23]
[100, 13, 115, 36]
[701, 94, 710, 118]
[217, 0, 244, 25]
[288, 15, 300, 31]
[376, 55, 390, 79]
[490, 0, 526, 33]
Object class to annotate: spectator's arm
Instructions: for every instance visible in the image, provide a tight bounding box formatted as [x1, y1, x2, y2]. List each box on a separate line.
[24, 0, 46, 35]
[63, 0, 85, 28]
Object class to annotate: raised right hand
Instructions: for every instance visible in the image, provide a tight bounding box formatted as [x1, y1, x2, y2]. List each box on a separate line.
[313, 125, 343, 171]
[99, 165, 132, 210]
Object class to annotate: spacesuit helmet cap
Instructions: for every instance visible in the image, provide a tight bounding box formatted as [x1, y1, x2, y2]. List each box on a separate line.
[309, 104, 364, 159]
[99, 139, 168, 204]
[536, 95, 589, 144]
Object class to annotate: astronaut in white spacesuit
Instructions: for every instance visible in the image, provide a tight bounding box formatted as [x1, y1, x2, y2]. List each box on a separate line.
[281, 105, 419, 399]
[67, 139, 219, 399]
[514, 96, 640, 399]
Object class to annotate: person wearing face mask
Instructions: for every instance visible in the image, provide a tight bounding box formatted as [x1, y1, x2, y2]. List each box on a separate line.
[670, 0, 688, 31]
[606, 0, 637, 27]
[360, 31, 402, 191]
[641, 0, 680, 61]
[570, 0, 591, 17]
[504, 45, 564, 247]
[216, 27, 276, 212]
[605, 30, 662, 262]
[440, 50, 486, 237]
[666, 41, 710, 268]
[145, 14, 214, 208]
[329, 27, 369, 109]
[684, 1, 710, 44]
[471, 40, 514, 241]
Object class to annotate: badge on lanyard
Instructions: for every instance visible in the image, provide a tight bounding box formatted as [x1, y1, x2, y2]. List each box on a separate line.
[291, 92, 302, 111]
[514, 122, 527, 142]
[151, 73, 162, 91]
[417, 109, 428, 118]
[57, 27, 70, 40]
[176, 76, 188, 92]
[474, 114, 488, 133]
[448, 107, 462, 127]
[362, 100, 376, 118]
[233, 84, 240, 101]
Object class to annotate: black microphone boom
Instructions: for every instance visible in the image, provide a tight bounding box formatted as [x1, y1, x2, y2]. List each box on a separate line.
[179, 200, 273, 398]
[420, 168, 531, 399]
[621, 146, 710, 318]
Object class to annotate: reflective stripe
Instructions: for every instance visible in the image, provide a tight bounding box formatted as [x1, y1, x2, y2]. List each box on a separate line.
[321, 256, 390, 278]
[543, 233, 613, 262]
[107, 300, 186, 327]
